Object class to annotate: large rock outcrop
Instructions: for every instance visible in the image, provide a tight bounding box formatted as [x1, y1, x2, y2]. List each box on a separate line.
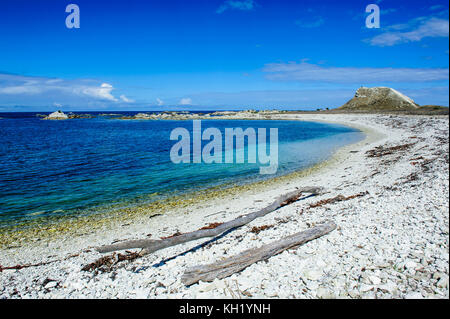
[44, 110, 68, 120]
[339, 87, 419, 111]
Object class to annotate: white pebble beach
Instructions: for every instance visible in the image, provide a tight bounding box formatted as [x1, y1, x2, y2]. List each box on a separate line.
[1, 113, 448, 299]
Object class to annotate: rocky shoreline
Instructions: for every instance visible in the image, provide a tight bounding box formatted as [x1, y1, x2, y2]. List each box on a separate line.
[37, 111, 94, 120]
[34, 110, 287, 121]
[0, 113, 448, 299]
[110, 110, 286, 120]
[34, 107, 448, 122]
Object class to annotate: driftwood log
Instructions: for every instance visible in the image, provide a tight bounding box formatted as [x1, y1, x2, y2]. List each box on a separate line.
[182, 220, 336, 286]
[95, 186, 323, 256]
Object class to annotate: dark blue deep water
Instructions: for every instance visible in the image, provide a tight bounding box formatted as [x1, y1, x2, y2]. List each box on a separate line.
[0, 112, 364, 227]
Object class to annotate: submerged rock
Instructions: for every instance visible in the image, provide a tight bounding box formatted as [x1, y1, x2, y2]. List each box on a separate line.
[67, 113, 94, 119]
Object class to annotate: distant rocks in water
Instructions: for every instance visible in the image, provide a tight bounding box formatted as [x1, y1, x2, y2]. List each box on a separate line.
[67, 112, 94, 119]
[211, 110, 280, 117]
[44, 110, 69, 120]
[99, 113, 121, 117]
[42, 111, 93, 120]
[210, 111, 239, 116]
[119, 111, 208, 120]
[135, 113, 158, 119]
[339, 87, 419, 111]
[116, 110, 285, 120]
[38, 110, 288, 122]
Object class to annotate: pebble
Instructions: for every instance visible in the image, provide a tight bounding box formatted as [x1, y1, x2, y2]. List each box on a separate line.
[404, 292, 424, 299]
[436, 276, 448, 289]
[44, 281, 58, 289]
[303, 270, 323, 281]
[369, 276, 381, 285]
[316, 288, 335, 299]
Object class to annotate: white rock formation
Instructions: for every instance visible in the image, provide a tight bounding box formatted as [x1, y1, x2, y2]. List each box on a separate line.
[134, 113, 154, 119]
[45, 110, 69, 120]
[340, 87, 419, 110]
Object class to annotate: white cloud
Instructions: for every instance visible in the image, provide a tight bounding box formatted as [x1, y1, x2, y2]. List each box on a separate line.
[156, 98, 164, 106]
[119, 94, 134, 103]
[216, 0, 256, 14]
[45, 79, 63, 84]
[367, 17, 449, 46]
[179, 97, 192, 105]
[430, 4, 445, 11]
[0, 73, 134, 106]
[0, 85, 42, 94]
[81, 83, 117, 101]
[263, 61, 449, 83]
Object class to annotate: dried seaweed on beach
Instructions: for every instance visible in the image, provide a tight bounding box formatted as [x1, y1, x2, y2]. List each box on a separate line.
[0, 264, 32, 272]
[199, 222, 224, 230]
[404, 172, 419, 183]
[434, 136, 449, 146]
[81, 251, 141, 272]
[0, 252, 82, 273]
[81, 255, 116, 272]
[420, 158, 436, 172]
[309, 191, 368, 208]
[250, 224, 274, 234]
[366, 143, 415, 158]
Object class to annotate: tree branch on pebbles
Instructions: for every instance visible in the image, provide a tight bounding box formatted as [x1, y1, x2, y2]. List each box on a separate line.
[0, 252, 85, 273]
[84, 187, 323, 272]
[182, 221, 337, 286]
[309, 191, 368, 208]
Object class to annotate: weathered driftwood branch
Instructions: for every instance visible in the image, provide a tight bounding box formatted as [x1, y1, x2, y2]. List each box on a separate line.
[95, 186, 323, 255]
[181, 220, 336, 286]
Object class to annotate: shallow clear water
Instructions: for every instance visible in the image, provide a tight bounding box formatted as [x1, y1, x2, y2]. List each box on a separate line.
[0, 112, 364, 227]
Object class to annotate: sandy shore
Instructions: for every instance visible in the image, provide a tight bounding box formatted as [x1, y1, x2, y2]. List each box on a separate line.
[0, 113, 448, 299]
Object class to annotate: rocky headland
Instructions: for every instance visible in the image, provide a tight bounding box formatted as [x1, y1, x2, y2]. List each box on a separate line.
[339, 87, 419, 111]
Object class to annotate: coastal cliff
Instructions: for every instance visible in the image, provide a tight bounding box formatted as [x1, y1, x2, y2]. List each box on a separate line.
[339, 87, 419, 111]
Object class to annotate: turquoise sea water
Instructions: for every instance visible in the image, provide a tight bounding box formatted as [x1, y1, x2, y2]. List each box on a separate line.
[0, 112, 364, 227]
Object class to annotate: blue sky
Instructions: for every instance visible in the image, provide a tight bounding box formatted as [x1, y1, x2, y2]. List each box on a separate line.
[0, 0, 448, 111]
